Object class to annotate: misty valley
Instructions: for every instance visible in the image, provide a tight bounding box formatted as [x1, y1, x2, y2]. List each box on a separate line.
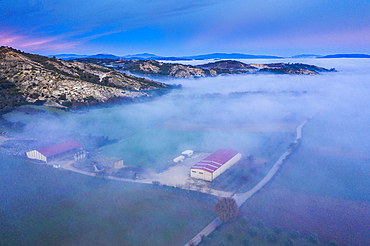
[1, 58, 370, 246]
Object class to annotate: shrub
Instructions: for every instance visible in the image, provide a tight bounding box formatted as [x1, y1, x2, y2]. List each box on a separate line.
[234, 224, 243, 233]
[273, 226, 282, 235]
[59, 94, 66, 100]
[308, 233, 319, 244]
[280, 239, 294, 246]
[240, 216, 249, 226]
[201, 235, 210, 244]
[240, 237, 250, 246]
[267, 232, 278, 243]
[289, 230, 301, 239]
[226, 232, 234, 242]
[256, 220, 265, 228]
[329, 241, 339, 246]
[249, 226, 259, 237]
[61, 100, 72, 108]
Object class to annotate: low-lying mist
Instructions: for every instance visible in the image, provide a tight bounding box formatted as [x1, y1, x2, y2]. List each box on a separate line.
[2, 58, 370, 245]
[4, 58, 370, 158]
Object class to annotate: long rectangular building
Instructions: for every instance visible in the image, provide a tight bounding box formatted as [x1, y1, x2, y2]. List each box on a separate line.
[26, 140, 83, 163]
[190, 149, 242, 181]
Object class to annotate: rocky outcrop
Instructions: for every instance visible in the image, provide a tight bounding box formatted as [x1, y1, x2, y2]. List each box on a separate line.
[0, 47, 170, 110]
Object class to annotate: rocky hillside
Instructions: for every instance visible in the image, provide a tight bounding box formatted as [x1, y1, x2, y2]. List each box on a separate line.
[75, 59, 249, 78]
[75, 58, 335, 78]
[251, 63, 336, 74]
[0, 47, 170, 113]
[121, 60, 335, 77]
[123, 60, 219, 78]
[196, 60, 257, 70]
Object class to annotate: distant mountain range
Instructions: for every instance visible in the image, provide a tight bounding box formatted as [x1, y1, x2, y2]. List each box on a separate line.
[50, 53, 370, 61]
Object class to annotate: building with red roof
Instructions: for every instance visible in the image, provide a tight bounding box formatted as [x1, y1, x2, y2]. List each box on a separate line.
[26, 140, 83, 163]
[190, 149, 242, 181]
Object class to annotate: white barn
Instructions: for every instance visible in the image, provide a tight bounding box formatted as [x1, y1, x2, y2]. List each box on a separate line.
[190, 149, 241, 181]
[26, 140, 83, 163]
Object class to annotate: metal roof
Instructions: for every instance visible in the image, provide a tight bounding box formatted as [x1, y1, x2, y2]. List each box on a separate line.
[37, 140, 82, 157]
[190, 149, 239, 173]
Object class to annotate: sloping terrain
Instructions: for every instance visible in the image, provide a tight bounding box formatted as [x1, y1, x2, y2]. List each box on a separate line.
[0, 47, 170, 111]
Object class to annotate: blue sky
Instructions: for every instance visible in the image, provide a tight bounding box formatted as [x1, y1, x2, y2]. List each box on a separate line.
[1, 0, 369, 56]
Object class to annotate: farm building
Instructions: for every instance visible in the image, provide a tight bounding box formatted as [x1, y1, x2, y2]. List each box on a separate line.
[26, 140, 83, 163]
[89, 156, 124, 173]
[190, 149, 242, 181]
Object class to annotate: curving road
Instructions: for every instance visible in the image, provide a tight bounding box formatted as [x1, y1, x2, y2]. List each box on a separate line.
[184, 117, 311, 246]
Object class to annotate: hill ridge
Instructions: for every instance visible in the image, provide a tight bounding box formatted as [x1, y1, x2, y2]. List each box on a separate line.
[0, 46, 170, 114]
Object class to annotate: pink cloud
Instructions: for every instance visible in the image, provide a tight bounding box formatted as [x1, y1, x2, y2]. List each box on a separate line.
[0, 32, 79, 52]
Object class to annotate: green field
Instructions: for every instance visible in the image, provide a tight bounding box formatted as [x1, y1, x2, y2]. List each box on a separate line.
[100, 129, 204, 171]
[0, 154, 218, 246]
[198, 217, 331, 246]
[272, 115, 370, 202]
[100, 128, 295, 173]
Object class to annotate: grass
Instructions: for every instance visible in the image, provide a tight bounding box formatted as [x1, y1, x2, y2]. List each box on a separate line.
[274, 141, 370, 201]
[218, 114, 370, 246]
[198, 216, 338, 246]
[100, 129, 205, 171]
[271, 116, 370, 202]
[0, 154, 218, 246]
[100, 128, 295, 175]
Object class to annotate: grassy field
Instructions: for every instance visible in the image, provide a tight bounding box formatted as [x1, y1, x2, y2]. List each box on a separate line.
[100, 129, 205, 171]
[0, 154, 218, 246]
[235, 115, 370, 246]
[198, 216, 336, 246]
[196, 113, 370, 246]
[100, 128, 295, 174]
[272, 116, 370, 201]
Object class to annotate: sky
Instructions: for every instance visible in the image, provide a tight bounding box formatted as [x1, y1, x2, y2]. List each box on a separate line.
[0, 0, 369, 56]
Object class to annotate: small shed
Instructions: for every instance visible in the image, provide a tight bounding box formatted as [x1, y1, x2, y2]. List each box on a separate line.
[91, 156, 125, 170]
[182, 150, 194, 157]
[112, 158, 124, 169]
